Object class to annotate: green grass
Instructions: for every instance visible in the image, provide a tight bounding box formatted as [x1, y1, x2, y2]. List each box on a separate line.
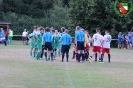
[0, 41, 133, 88]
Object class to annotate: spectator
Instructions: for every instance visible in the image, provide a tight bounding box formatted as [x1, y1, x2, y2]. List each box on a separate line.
[8, 29, 13, 45]
[5, 28, 9, 43]
[127, 32, 132, 50]
[118, 32, 122, 49]
[121, 33, 125, 49]
[26, 31, 29, 45]
[0, 28, 7, 46]
[22, 29, 27, 45]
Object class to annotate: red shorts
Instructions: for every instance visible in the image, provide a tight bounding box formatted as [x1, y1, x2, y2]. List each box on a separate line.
[102, 48, 110, 54]
[92, 46, 101, 53]
[86, 44, 90, 51]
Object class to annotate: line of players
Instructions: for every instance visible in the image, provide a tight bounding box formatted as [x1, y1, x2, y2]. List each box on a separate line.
[28, 26, 112, 63]
[73, 27, 112, 63]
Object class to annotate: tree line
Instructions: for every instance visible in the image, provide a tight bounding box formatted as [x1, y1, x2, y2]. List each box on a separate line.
[0, 0, 133, 40]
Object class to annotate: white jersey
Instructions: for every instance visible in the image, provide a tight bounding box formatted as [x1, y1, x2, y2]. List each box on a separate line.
[22, 31, 27, 37]
[103, 35, 112, 48]
[93, 33, 103, 46]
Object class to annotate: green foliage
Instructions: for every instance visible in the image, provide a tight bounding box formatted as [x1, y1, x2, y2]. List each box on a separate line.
[69, 0, 133, 38]
[1, 0, 133, 46]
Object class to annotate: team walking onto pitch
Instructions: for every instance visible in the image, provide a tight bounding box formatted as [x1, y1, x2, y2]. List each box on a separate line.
[28, 26, 112, 63]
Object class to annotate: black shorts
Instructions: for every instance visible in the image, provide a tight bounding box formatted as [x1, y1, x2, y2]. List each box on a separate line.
[44, 42, 53, 51]
[77, 41, 84, 50]
[61, 45, 70, 54]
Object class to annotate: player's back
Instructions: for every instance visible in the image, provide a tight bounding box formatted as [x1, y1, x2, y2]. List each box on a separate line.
[93, 33, 102, 46]
[103, 35, 112, 48]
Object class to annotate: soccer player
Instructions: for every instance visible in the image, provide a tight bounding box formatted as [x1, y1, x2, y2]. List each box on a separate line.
[88, 28, 103, 62]
[0, 28, 6, 46]
[57, 31, 62, 57]
[118, 32, 122, 49]
[60, 29, 72, 62]
[40, 28, 45, 59]
[43, 27, 54, 62]
[84, 30, 91, 61]
[75, 26, 85, 63]
[84, 30, 89, 61]
[72, 29, 78, 60]
[36, 27, 43, 60]
[60, 27, 66, 54]
[33, 26, 38, 58]
[101, 30, 112, 63]
[51, 29, 59, 60]
[128, 32, 132, 50]
[53, 30, 61, 59]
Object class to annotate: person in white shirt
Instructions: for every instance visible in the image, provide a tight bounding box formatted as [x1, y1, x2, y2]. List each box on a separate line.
[88, 28, 103, 62]
[22, 29, 27, 45]
[101, 30, 112, 63]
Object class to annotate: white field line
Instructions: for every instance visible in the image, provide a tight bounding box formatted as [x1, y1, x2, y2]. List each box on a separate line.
[65, 62, 75, 88]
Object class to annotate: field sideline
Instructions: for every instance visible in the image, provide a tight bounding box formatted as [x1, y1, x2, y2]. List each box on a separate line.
[0, 43, 133, 88]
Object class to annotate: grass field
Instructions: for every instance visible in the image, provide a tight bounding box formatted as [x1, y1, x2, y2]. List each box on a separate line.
[0, 42, 133, 88]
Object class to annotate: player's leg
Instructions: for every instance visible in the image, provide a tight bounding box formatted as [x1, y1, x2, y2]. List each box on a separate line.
[3, 39, 7, 46]
[61, 45, 65, 62]
[81, 42, 85, 62]
[44, 43, 48, 61]
[72, 46, 75, 59]
[95, 53, 97, 62]
[77, 42, 81, 62]
[66, 45, 70, 62]
[107, 49, 111, 63]
[41, 45, 44, 59]
[89, 46, 97, 59]
[100, 48, 105, 62]
[57, 43, 61, 57]
[49, 43, 54, 62]
[54, 48, 57, 59]
[8, 36, 10, 44]
[72, 50, 75, 59]
[37, 43, 42, 60]
[84, 49, 87, 61]
[30, 48, 33, 57]
[10, 37, 12, 44]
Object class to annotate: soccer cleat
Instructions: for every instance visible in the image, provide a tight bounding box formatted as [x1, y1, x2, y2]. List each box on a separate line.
[88, 56, 92, 63]
[88, 59, 92, 63]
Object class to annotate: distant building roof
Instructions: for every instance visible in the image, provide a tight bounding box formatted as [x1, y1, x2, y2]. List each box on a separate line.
[0, 21, 11, 25]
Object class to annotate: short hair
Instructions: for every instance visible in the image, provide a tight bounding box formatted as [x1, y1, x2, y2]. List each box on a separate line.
[65, 29, 68, 33]
[105, 30, 109, 33]
[45, 27, 50, 32]
[96, 28, 100, 32]
[61, 27, 65, 32]
[40, 27, 43, 30]
[52, 29, 55, 32]
[76, 26, 80, 30]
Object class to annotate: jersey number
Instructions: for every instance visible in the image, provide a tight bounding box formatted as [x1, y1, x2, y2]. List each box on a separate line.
[106, 37, 111, 42]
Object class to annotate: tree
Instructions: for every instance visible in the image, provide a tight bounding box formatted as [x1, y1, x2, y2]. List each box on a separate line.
[0, 0, 4, 21]
[69, 0, 133, 38]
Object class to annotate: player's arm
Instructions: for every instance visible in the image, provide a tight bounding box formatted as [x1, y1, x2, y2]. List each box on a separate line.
[75, 33, 78, 46]
[91, 35, 95, 46]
